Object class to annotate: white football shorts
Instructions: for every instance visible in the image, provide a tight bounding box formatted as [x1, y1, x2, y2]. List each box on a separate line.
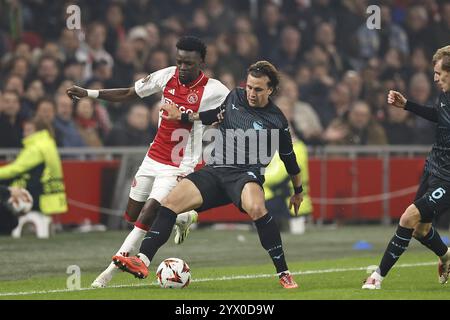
[129, 156, 192, 203]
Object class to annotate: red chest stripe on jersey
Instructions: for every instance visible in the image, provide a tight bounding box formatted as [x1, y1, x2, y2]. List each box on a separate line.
[148, 70, 209, 167]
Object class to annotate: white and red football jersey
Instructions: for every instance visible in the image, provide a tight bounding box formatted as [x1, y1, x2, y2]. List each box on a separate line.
[134, 66, 229, 171]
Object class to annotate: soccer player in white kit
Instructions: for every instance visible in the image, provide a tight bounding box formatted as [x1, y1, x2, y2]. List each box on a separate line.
[67, 36, 229, 288]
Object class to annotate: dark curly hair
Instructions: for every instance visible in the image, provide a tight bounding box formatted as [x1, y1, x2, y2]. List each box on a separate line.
[176, 36, 207, 62]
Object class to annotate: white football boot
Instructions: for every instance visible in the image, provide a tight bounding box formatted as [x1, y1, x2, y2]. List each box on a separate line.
[438, 248, 450, 284]
[362, 271, 383, 290]
[174, 210, 198, 245]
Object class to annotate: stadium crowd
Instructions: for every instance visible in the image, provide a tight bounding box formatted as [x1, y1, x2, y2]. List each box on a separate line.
[0, 0, 449, 149]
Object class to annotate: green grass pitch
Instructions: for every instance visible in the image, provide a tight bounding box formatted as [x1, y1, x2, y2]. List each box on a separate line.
[1, 225, 449, 300]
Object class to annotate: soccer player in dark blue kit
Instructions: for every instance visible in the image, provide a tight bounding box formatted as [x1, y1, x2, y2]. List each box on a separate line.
[113, 61, 304, 289]
[363, 45, 450, 289]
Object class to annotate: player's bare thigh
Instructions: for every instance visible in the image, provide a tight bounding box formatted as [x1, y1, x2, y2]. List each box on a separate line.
[240, 182, 268, 220]
[161, 178, 203, 214]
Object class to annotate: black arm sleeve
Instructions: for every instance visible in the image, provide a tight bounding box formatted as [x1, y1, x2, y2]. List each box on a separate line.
[405, 100, 438, 123]
[0, 186, 10, 202]
[199, 105, 223, 125]
[279, 128, 301, 175]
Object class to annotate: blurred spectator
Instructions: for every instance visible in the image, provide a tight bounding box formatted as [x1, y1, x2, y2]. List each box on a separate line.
[112, 41, 136, 87]
[204, 43, 220, 77]
[74, 98, 103, 147]
[205, 0, 235, 36]
[408, 46, 432, 78]
[233, 32, 259, 81]
[40, 41, 65, 64]
[9, 56, 30, 80]
[218, 71, 236, 91]
[127, 26, 152, 72]
[105, 3, 127, 55]
[270, 25, 303, 76]
[318, 82, 352, 128]
[54, 94, 86, 148]
[105, 104, 156, 146]
[22, 80, 45, 114]
[34, 98, 63, 147]
[323, 101, 387, 145]
[342, 70, 363, 101]
[146, 49, 170, 73]
[91, 59, 113, 87]
[356, 4, 409, 61]
[0, 90, 25, 148]
[83, 81, 113, 137]
[189, 8, 211, 40]
[59, 29, 80, 61]
[37, 56, 62, 95]
[3, 74, 24, 97]
[315, 22, 343, 77]
[63, 58, 84, 84]
[76, 22, 114, 81]
[404, 5, 434, 51]
[433, 2, 450, 48]
[334, 0, 367, 62]
[278, 77, 323, 144]
[408, 72, 436, 145]
[382, 103, 415, 145]
[257, 2, 284, 57]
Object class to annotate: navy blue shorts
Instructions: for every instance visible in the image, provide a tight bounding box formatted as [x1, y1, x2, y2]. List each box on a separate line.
[414, 171, 450, 223]
[185, 166, 264, 213]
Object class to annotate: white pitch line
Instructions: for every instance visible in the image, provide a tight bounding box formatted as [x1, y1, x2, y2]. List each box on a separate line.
[0, 261, 436, 297]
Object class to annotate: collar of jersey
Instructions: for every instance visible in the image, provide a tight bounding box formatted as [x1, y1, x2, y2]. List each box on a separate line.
[175, 68, 206, 89]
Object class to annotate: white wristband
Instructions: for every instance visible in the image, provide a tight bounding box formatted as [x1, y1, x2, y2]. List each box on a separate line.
[86, 89, 99, 98]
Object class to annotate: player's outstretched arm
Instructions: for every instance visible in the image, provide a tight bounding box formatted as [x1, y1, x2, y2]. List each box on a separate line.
[66, 85, 139, 102]
[160, 103, 224, 125]
[388, 90, 438, 122]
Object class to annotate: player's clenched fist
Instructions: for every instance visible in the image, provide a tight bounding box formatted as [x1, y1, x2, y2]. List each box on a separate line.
[387, 90, 407, 109]
[66, 85, 87, 100]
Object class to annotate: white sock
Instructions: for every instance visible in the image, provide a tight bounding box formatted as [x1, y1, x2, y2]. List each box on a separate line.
[115, 226, 147, 256]
[98, 226, 147, 279]
[137, 253, 151, 267]
[441, 248, 450, 261]
[371, 270, 384, 281]
[277, 270, 290, 277]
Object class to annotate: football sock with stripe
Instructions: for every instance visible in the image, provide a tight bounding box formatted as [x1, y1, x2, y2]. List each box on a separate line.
[416, 226, 448, 257]
[139, 206, 177, 264]
[379, 225, 413, 277]
[254, 214, 288, 274]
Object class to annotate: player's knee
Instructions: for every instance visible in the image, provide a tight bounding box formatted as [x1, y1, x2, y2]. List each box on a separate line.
[399, 204, 421, 228]
[160, 197, 178, 212]
[413, 224, 431, 239]
[246, 203, 267, 220]
[413, 229, 428, 239]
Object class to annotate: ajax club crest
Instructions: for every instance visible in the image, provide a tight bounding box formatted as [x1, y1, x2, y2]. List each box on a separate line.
[187, 92, 198, 104]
